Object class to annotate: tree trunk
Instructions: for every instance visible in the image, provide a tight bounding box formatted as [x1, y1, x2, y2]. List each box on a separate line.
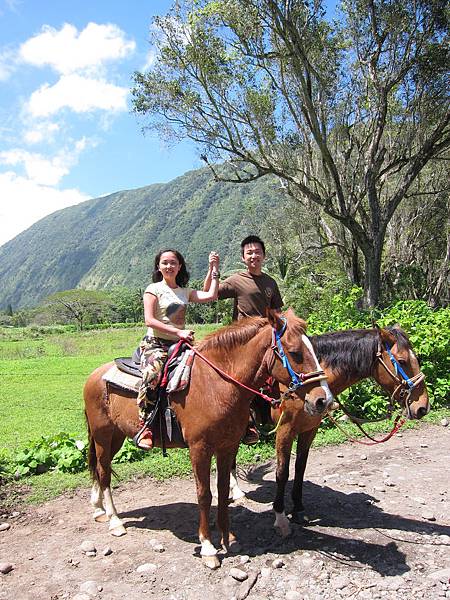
[363, 244, 383, 308]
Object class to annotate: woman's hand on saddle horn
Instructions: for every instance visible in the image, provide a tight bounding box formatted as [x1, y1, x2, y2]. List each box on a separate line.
[178, 329, 195, 344]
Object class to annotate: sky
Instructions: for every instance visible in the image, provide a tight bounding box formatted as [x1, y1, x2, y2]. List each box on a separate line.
[0, 0, 200, 247]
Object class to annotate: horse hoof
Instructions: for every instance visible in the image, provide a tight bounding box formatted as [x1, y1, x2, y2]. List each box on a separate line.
[228, 539, 241, 554]
[109, 525, 127, 537]
[230, 488, 246, 502]
[94, 512, 109, 523]
[202, 555, 220, 569]
[291, 511, 310, 526]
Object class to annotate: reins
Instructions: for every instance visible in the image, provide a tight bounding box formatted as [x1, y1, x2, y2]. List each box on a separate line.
[181, 317, 327, 407]
[325, 411, 406, 446]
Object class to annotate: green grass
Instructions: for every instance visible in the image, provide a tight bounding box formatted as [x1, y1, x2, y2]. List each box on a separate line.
[0, 324, 215, 453]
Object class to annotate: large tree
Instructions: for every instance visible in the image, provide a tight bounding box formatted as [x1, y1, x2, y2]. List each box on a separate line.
[132, 0, 449, 306]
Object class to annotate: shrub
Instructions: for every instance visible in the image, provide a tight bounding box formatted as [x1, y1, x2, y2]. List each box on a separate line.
[15, 433, 87, 477]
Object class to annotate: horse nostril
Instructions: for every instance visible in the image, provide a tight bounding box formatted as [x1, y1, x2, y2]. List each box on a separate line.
[316, 397, 325, 412]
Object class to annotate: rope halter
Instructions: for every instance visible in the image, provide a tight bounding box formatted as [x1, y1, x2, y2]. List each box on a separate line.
[376, 342, 426, 419]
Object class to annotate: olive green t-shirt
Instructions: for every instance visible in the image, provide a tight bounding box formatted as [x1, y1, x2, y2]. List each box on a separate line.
[218, 271, 283, 321]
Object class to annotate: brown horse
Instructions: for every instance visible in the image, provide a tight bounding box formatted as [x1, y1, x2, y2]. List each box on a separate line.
[268, 325, 430, 536]
[84, 309, 333, 568]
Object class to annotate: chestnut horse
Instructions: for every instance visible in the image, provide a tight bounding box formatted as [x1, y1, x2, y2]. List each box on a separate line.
[270, 325, 429, 536]
[84, 309, 333, 568]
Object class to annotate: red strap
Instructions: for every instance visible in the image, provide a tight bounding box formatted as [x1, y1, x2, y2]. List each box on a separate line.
[327, 413, 406, 446]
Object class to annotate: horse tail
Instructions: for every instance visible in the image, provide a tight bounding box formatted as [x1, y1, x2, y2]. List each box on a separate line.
[85, 410, 99, 483]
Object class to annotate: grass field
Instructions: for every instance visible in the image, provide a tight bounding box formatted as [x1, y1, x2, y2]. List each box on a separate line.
[0, 324, 218, 452]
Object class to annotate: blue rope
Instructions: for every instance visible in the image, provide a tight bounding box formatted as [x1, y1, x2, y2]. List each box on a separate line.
[274, 318, 303, 389]
[385, 343, 414, 389]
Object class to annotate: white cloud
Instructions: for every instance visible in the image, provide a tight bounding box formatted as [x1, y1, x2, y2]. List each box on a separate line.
[0, 171, 89, 247]
[142, 48, 157, 71]
[23, 121, 60, 144]
[0, 138, 93, 185]
[0, 48, 16, 81]
[27, 74, 128, 117]
[19, 22, 136, 75]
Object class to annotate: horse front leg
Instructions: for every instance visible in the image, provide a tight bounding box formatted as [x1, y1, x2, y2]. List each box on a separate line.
[273, 422, 297, 537]
[229, 454, 246, 501]
[91, 480, 107, 522]
[216, 450, 241, 553]
[190, 444, 219, 569]
[291, 427, 318, 524]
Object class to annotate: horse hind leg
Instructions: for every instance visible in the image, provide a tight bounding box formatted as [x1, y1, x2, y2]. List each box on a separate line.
[216, 450, 241, 554]
[91, 435, 127, 537]
[213, 454, 245, 502]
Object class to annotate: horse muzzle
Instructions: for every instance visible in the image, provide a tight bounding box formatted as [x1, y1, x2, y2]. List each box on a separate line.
[304, 391, 333, 416]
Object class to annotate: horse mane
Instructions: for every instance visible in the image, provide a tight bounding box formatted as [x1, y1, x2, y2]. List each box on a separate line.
[311, 329, 379, 379]
[197, 317, 267, 352]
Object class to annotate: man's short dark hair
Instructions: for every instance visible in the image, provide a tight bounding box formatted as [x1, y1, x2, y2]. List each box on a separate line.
[240, 235, 266, 256]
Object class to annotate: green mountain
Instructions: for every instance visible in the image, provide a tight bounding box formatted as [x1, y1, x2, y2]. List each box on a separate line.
[0, 167, 282, 309]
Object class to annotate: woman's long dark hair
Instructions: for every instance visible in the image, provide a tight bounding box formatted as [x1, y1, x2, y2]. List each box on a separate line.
[152, 249, 190, 287]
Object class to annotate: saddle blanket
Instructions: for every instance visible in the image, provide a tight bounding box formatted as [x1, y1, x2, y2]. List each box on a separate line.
[102, 365, 141, 393]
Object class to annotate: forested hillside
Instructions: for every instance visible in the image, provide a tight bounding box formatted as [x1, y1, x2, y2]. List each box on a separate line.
[0, 167, 283, 309]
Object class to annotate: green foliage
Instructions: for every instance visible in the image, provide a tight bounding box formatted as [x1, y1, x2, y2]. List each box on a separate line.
[112, 439, 144, 464]
[0, 449, 13, 482]
[307, 286, 370, 333]
[15, 433, 87, 477]
[108, 287, 144, 323]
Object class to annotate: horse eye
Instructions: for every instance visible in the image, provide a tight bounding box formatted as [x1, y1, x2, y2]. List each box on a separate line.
[398, 358, 407, 365]
[289, 351, 303, 362]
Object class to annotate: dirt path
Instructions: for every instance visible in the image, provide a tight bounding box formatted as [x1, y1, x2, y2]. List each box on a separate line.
[1, 423, 449, 600]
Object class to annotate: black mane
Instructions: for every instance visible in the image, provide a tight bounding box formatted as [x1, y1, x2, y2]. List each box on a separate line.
[311, 326, 412, 380]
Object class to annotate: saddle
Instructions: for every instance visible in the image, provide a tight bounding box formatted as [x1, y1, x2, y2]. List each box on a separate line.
[103, 343, 192, 454]
[114, 342, 185, 379]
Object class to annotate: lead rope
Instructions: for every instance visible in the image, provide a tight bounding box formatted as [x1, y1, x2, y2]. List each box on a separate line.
[325, 411, 405, 445]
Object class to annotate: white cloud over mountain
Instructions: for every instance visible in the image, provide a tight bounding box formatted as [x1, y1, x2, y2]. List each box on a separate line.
[0, 20, 136, 245]
[0, 171, 89, 247]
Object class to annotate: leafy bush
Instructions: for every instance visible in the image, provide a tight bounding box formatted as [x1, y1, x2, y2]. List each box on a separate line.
[112, 439, 144, 463]
[15, 433, 87, 477]
[0, 450, 12, 482]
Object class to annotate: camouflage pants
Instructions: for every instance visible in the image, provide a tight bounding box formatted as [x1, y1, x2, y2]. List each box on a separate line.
[137, 336, 171, 419]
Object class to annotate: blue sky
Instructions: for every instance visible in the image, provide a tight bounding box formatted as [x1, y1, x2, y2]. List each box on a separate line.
[0, 0, 199, 246]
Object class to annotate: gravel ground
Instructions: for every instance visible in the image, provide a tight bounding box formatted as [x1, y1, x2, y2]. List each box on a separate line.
[0, 422, 449, 600]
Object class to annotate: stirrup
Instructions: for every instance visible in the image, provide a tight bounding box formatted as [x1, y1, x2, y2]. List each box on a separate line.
[133, 421, 153, 450]
[242, 425, 260, 446]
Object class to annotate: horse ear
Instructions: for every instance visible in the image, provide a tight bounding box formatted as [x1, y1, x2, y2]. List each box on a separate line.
[379, 327, 397, 346]
[372, 320, 381, 331]
[266, 308, 283, 329]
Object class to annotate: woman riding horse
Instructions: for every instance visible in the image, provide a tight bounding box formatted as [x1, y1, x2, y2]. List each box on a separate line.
[84, 309, 334, 568]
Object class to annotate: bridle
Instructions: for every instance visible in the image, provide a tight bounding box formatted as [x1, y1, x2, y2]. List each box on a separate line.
[376, 341, 426, 419]
[269, 317, 328, 403]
